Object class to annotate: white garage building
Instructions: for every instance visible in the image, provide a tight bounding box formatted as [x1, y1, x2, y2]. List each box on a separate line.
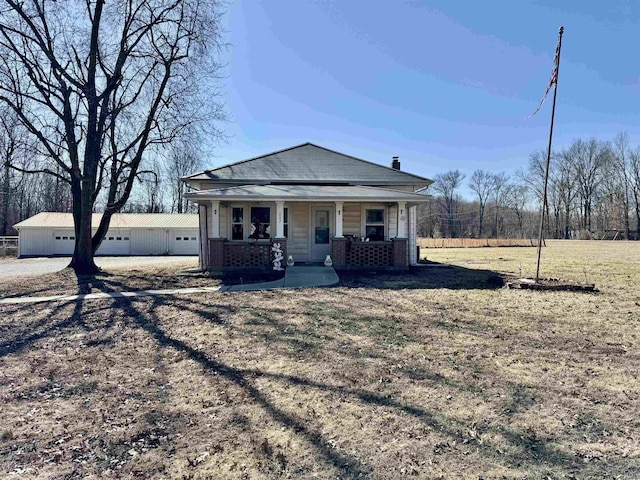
[14, 212, 199, 257]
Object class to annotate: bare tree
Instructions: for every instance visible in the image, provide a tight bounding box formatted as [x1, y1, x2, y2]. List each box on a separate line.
[556, 146, 578, 238]
[492, 172, 509, 238]
[167, 143, 202, 213]
[468, 169, 495, 237]
[504, 182, 530, 238]
[0, 0, 226, 273]
[630, 146, 640, 238]
[611, 132, 632, 238]
[432, 170, 465, 238]
[572, 138, 608, 233]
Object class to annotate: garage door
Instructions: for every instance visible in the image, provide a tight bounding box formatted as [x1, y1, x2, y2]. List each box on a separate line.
[170, 230, 199, 255]
[54, 231, 76, 255]
[96, 231, 131, 255]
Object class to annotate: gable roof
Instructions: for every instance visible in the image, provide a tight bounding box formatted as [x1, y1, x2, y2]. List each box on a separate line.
[14, 212, 198, 229]
[184, 143, 433, 186]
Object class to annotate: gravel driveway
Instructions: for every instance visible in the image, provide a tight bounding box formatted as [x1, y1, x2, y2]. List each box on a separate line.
[0, 256, 198, 279]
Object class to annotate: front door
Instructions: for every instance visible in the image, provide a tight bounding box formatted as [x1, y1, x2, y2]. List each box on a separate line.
[311, 207, 332, 262]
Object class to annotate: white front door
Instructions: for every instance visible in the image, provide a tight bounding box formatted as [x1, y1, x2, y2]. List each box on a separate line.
[310, 207, 332, 262]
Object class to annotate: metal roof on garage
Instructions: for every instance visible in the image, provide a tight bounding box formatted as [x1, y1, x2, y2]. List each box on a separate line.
[14, 212, 199, 229]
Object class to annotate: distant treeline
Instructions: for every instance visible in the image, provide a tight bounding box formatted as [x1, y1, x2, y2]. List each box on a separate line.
[418, 132, 640, 240]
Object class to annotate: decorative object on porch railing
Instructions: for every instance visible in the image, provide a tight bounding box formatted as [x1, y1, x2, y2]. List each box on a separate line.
[272, 242, 284, 271]
[287, 255, 294, 267]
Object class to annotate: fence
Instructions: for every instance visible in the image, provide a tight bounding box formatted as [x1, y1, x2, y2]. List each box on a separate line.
[417, 238, 536, 248]
[0, 236, 19, 256]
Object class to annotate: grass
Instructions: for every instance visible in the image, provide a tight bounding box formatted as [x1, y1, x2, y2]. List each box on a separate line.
[1, 240, 639, 478]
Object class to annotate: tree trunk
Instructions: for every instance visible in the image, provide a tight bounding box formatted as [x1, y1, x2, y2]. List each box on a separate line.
[68, 178, 99, 274]
[1, 160, 9, 236]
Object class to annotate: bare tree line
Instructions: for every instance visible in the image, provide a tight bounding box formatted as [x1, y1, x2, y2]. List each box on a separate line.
[0, 121, 205, 236]
[419, 132, 640, 240]
[0, 0, 226, 272]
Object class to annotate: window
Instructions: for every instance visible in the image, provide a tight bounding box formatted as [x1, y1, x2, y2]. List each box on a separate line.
[365, 208, 385, 241]
[108, 236, 114, 241]
[55, 236, 61, 240]
[231, 207, 244, 240]
[62, 236, 68, 240]
[124, 237, 129, 241]
[183, 237, 189, 241]
[249, 207, 270, 240]
[176, 237, 181, 241]
[190, 237, 197, 241]
[70, 236, 75, 240]
[116, 237, 122, 241]
[283, 207, 289, 238]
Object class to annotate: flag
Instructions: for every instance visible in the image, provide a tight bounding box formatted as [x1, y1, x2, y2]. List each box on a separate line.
[529, 34, 561, 118]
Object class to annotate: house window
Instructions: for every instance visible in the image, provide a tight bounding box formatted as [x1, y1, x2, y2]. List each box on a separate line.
[231, 207, 243, 240]
[365, 208, 385, 241]
[283, 207, 289, 238]
[250, 206, 270, 239]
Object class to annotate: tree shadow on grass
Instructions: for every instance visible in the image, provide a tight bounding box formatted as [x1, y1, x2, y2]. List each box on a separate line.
[338, 263, 506, 290]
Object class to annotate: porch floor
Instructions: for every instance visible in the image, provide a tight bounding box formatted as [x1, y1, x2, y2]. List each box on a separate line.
[222, 265, 338, 292]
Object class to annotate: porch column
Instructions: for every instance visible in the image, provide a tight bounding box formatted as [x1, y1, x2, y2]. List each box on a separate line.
[397, 201, 407, 238]
[335, 201, 344, 238]
[275, 201, 285, 238]
[211, 200, 220, 238]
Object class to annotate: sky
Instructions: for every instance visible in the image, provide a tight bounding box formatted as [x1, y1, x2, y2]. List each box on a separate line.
[211, 0, 640, 198]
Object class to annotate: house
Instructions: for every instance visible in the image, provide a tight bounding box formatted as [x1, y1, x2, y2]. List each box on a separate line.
[14, 212, 199, 257]
[183, 143, 433, 272]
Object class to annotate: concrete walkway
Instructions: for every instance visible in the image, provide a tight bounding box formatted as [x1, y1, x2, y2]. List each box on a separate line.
[0, 266, 339, 304]
[223, 266, 339, 291]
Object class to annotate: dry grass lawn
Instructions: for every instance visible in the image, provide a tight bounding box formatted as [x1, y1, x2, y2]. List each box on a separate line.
[1, 240, 639, 479]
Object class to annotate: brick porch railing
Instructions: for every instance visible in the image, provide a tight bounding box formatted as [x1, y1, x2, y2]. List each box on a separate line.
[331, 238, 408, 270]
[208, 238, 287, 272]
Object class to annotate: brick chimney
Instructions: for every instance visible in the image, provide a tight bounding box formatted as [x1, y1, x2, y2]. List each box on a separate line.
[391, 156, 401, 170]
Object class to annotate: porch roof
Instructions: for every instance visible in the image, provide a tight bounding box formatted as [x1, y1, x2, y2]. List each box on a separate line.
[185, 184, 431, 204]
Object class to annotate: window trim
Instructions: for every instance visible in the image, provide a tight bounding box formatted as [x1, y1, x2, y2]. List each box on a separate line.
[227, 203, 274, 242]
[361, 205, 387, 241]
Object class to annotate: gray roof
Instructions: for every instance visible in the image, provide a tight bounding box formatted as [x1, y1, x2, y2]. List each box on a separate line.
[184, 143, 433, 186]
[14, 212, 199, 229]
[185, 185, 431, 203]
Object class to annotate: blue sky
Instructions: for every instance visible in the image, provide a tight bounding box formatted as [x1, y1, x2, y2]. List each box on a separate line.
[212, 0, 640, 198]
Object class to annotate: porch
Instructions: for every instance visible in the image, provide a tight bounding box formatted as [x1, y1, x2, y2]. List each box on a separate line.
[187, 185, 428, 272]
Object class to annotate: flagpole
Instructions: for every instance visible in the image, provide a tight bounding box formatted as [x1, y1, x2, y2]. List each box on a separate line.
[535, 26, 564, 283]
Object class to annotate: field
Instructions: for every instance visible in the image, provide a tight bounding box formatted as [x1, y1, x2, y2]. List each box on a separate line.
[1, 240, 639, 479]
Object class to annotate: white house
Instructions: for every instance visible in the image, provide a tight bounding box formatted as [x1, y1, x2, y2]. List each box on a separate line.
[182, 143, 433, 272]
[14, 212, 199, 257]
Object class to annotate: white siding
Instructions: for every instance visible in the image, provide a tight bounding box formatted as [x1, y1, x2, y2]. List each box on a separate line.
[131, 230, 167, 255]
[409, 205, 417, 265]
[388, 204, 398, 239]
[343, 203, 361, 237]
[19, 228, 55, 256]
[288, 203, 310, 261]
[220, 205, 228, 239]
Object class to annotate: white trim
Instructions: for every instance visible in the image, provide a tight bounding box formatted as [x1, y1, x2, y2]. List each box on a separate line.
[211, 201, 220, 238]
[397, 201, 407, 238]
[225, 202, 275, 242]
[361, 204, 387, 240]
[334, 201, 343, 238]
[275, 201, 285, 239]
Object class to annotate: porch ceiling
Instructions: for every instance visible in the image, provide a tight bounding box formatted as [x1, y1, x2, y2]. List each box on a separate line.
[185, 184, 431, 204]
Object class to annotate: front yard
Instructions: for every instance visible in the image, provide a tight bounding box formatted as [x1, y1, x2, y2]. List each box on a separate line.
[1, 241, 639, 478]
